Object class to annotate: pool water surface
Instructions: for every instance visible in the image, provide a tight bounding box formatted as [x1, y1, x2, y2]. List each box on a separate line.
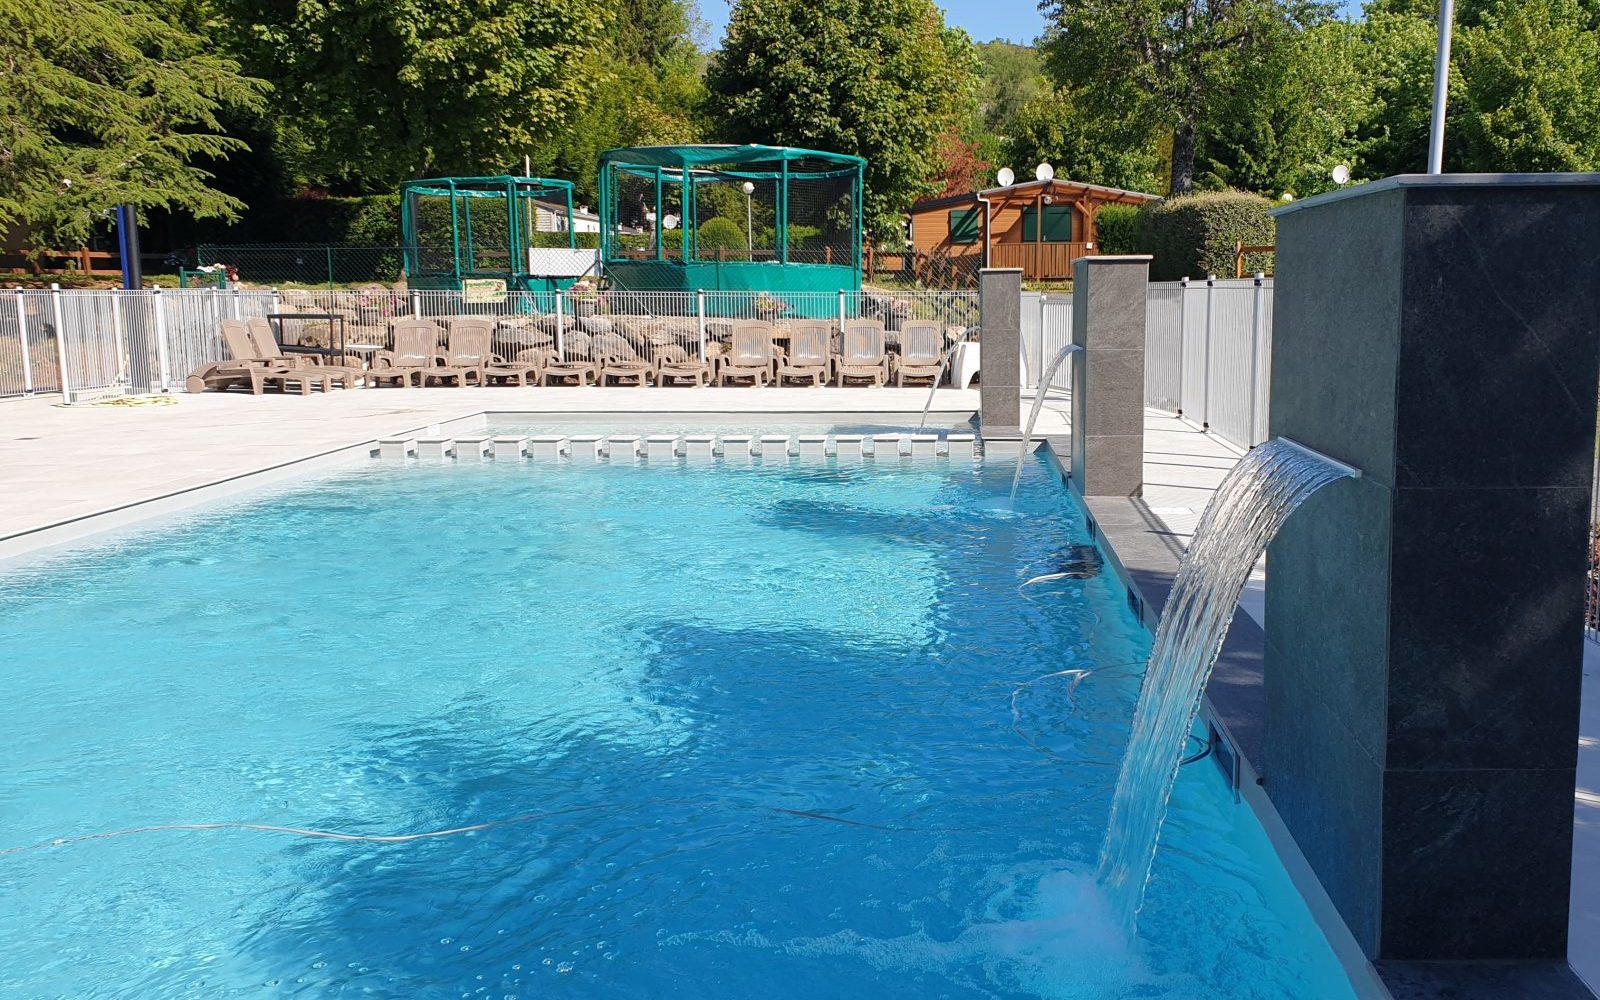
[0, 455, 1357, 999]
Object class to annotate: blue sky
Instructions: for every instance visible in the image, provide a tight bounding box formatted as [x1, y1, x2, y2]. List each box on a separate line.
[696, 0, 1366, 47]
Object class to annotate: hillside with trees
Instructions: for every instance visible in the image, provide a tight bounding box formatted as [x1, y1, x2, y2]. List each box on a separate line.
[4, 0, 1600, 250]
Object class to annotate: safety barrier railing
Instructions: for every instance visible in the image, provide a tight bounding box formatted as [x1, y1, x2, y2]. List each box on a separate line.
[6, 285, 979, 401]
[1142, 276, 1274, 451]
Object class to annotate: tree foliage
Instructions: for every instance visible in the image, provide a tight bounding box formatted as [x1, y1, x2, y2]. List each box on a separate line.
[214, 0, 611, 190]
[1, 0, 267, 248]
[705, 0, 980, 240]
[1002, 88, 1165, 192]
[1039, 0, 1331, 196]
[975, 42, 1050, 132]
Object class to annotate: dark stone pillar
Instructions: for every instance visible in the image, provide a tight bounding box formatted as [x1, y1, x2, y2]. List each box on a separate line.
[1264, 175, 1600, 964]
[979, 268, 1022, 431]
[1070, 255, 1150, 497]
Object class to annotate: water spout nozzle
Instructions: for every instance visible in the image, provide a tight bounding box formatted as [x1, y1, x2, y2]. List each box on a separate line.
[1277, 438, 1362, 479]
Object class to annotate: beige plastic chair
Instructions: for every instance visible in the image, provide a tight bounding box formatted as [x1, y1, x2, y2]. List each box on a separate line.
[895, 320, 946, 387]
[774, 321, 833, 387]
[717, 320, 775, 387]
[428, 319, 505, 388]
[370, 320, 448, 388]
[834, 320, 891, 387]
[185, 320, 295, 394]
[247, 317, 364, 385]
[593, 332, 655, 387]
[655, 342, 712, 387]
[540, 330, 602, 385]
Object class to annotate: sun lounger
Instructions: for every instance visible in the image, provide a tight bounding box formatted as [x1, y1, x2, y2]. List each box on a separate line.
[894, 320, 945, 387]
[370, 320, 460, 388]
[184, 320, 299, 394]
[247, 317, 365, 385]
[717, 321, 775, 387]
[774, 321, 832, 387]
[835, 320, 891, 387]
[593, 332, 656, 387]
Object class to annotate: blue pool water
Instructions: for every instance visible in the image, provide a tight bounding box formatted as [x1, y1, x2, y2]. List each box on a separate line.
[0, 456, 1357, 999]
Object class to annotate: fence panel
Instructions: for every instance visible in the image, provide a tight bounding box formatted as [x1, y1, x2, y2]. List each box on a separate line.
[1204, 282, 1258, 447]
[1145, 283, 1184, 412]
[1040, 295, 1074, 391]
[1179, 279, 1209, 422]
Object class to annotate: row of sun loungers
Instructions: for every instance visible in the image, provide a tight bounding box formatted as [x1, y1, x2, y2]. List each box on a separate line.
[186, 317, 953, 394]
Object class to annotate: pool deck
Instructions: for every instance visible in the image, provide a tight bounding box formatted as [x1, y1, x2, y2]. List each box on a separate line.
[4, 383, 1594, 997]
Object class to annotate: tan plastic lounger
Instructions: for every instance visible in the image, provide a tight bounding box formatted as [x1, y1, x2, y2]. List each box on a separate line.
[184, 320, 296, 394]
[593, 332, 656, 387]
[894, 320, 946, 387]
[442, 318, 543, 386]
[774, 321, 832, 387]
[655, 343, 712, 387]
[247, 317, 364, 386]
[717, 321, 775, 387]
[369, 320, 450, 388]
[834, 320, 891, 387]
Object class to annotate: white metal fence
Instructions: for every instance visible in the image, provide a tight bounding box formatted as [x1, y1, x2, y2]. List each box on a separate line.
[2, 286, 980, 402]
[1020, 292, 1075, 392]
[1142, 276, 1274, 451]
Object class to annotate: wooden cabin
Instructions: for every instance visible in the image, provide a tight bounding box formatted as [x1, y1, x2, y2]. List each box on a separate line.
[907, 178, 1162, 281]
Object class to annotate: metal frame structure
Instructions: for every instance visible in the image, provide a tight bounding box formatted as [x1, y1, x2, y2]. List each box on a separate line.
[400, 176, 578, 298]
[598, 145, 865, 315]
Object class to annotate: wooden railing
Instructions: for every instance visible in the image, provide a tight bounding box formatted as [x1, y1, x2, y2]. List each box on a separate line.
[989, 242, 1092, 280]
[1, 248, 123, 277]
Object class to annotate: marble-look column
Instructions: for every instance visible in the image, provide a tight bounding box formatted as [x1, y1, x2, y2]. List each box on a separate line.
[978, 268, 1022, 431]
[1070, 255, 1150, 497]
[1264, 175, 1600, 964]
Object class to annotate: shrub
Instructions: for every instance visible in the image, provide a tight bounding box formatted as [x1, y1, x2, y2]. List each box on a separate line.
[1093, 204, 1141, 255]
[697, 216, 748, 252]
[1132, 190, 1275, 281]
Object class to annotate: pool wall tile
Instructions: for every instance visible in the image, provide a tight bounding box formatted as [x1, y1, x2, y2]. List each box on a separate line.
[833, 434, 864, 459]
[683, 435, 716, 460]
[455, 437, 490, 460]
[797, 435, 827, 459]
[528, 435, 569, 459]
[646, 435, 682, 461]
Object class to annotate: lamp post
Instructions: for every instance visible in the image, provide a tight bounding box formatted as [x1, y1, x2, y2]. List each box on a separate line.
[742, 181, 755, 255]
[1427, 0, 1456, 173]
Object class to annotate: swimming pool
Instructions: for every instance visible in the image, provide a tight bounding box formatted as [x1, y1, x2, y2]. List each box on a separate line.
[0, 454, 1358, 999]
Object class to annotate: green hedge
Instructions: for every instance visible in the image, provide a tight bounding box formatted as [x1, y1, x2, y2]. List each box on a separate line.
[1132, 190, 1274, 281]
[1093, 204, 1141, 255]
[698, 216, 747, 251]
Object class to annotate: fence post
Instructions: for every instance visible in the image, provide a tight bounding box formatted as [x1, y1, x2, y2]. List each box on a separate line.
[110, 291, 129, 389]
[837, 289, 847, 334]
[1176, 277, 1189, 417]
[15, 289, 33, 394]
[1201, 275, 1216, 431]
[554, 290, 566, 359]
[326, 246, 335, 290]
[50, 283, 72, 403]
[230, 284, 243, 320]
[1247, 273, 1266, 445]
[152, 285, 172, 392]
[270, 286, 281, 315]
[696, 289, 707, 361]
[410, 290, 421, 320]
[1037, 292, 1048, 390]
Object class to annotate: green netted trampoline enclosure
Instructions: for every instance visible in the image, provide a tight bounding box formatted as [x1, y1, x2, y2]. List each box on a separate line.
[401, 176, 589, 304]
[599, 146, 864, 314]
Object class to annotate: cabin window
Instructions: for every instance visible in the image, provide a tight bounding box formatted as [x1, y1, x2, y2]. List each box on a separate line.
[1021, 205, 1076, 242]
[948, 208, 980, 245]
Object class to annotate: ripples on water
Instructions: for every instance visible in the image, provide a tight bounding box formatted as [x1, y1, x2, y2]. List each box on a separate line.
[0, 456, 1355, 999]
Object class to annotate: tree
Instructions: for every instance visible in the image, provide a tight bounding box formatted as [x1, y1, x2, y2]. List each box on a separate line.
[1198, 19, 1372, 196]
[1454, 0, 1600, 172]
[1, 0, 267, 248]
[932, 131, 993, 197]
[975, 42, 1050, 132]
[1002, 89, 1165, 192]
[529, 0, 706, 205]
[1038, 0, 1331, 196]
[214, 0, 611, 190]
[704, 0, 980, 240]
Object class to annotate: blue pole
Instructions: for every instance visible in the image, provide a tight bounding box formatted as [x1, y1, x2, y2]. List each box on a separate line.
[115, 206, 143, 290]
